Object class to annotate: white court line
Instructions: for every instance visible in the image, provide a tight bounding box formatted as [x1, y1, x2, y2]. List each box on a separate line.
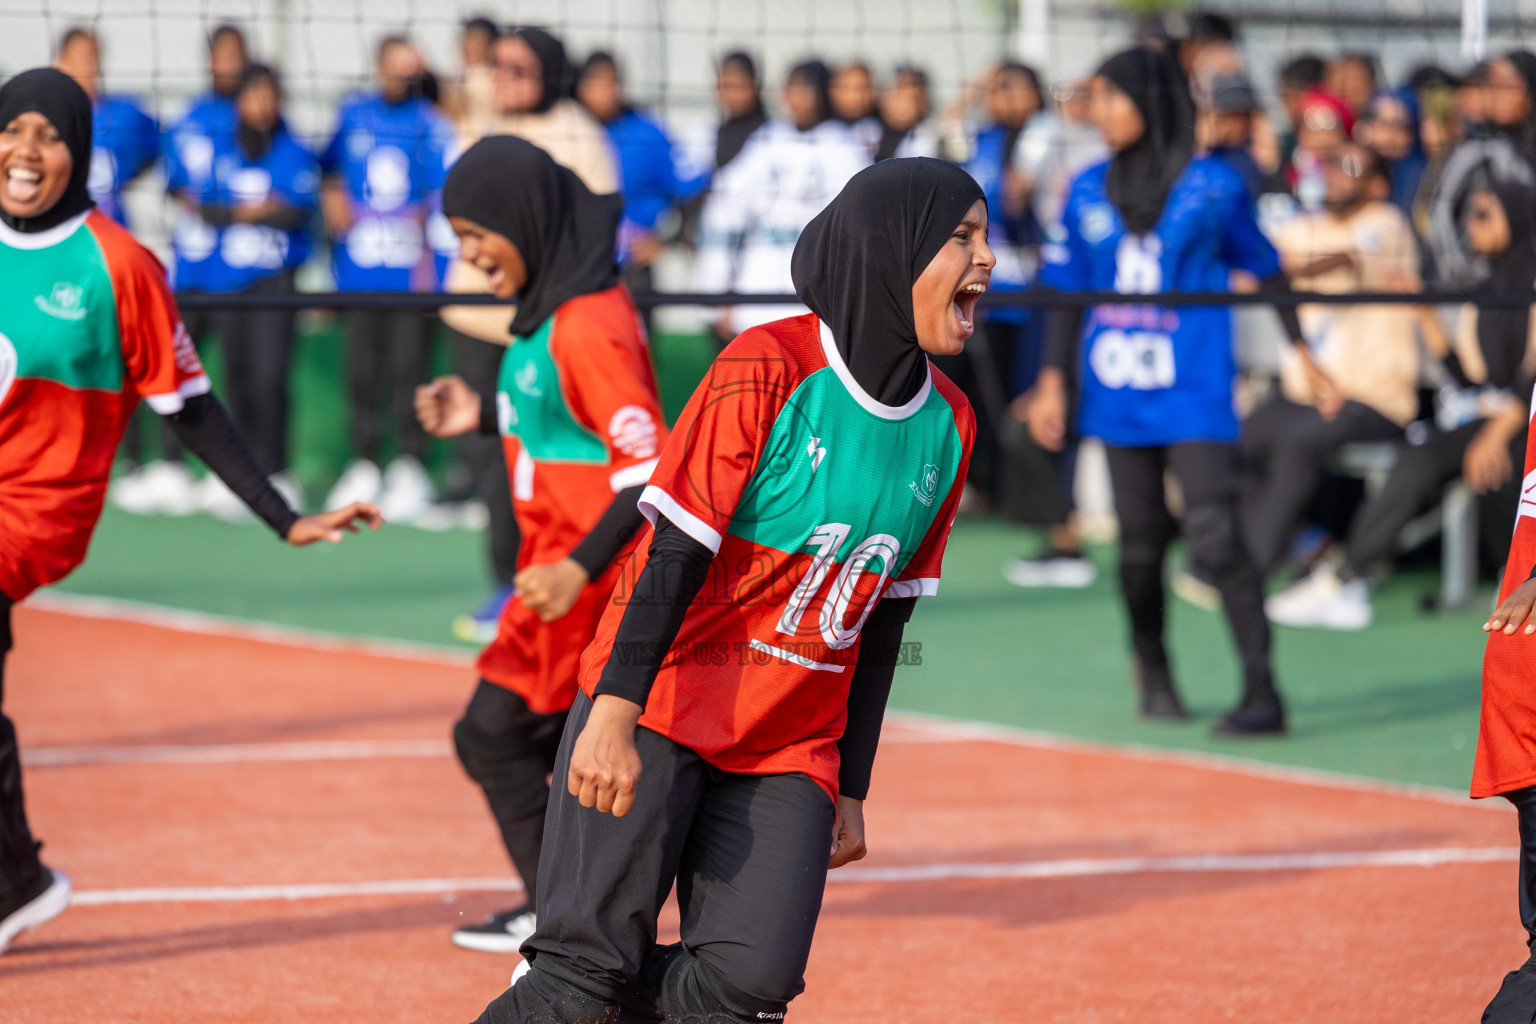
[70, 846, 1517, 906]
[22, 738, 453, 767]
[21, 592, 1493, 809]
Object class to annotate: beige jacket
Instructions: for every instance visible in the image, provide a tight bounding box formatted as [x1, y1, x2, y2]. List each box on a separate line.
[442, 99, 620, 342]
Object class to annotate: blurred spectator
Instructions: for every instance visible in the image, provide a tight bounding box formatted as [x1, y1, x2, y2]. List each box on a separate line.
[188, 64, 316, 518]
[1268, 178, 1536, 629]
[318, 34, 452, 522]
[831, 61, 882, 157]
[1012, 78, 1107, 236]
[113, 23, 248, 517]
[1360, 88, 1427, 218]
[1276, 55, 1326, 169]
[1326, 53, 1378, 122]
[874, 64, 938, 161]
[693, 59, 868, 338]
[1242, 144, 1423, 579]
[576, 51, 702, 276]
[1287, 90, 1352, 211]
[1178, 12, 1235, 79]
[52, 28, 158, 230]
[676, 51, 769, 192]
[937, 61, 1044, 508]
[1412, 76, 1464, 241]
[442, 16, 498, 126]
[1426, 52, 1536, 286]
[1460, 61, 1491, 136]
[1199, 72, 1267, 201]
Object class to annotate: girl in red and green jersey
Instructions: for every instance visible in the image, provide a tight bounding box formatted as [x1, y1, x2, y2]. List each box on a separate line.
[476, 158, 988, 1024]
[0, 68, 380, 957]
[413, 136, 666, 955]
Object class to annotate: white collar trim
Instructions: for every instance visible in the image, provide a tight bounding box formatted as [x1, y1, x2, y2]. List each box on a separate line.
[817, 319, 932, 420]
[0, 210, 89, 250]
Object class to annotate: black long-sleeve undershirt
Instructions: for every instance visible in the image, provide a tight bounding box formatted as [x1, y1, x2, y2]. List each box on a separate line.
[162, 393, 298, 538]
[592, 514, 913, 799]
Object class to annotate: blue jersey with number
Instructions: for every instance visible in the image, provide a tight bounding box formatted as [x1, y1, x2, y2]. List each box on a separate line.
[1040, 156, 1278, 447]
[205, 127, 319, 292]
[163, 94, 238, 291]
[319, 93, 452, 292]
[88, 95, 159, 226]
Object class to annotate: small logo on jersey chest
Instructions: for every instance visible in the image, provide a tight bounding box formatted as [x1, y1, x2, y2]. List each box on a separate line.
[514, 362, 543, 397]
[35, 282, 85, 321]
[910, 463, 939, 506]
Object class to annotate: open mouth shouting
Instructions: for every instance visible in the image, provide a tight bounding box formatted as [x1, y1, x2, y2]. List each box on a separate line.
[4, 166, 42, 206]
[953, 278, 988, 337]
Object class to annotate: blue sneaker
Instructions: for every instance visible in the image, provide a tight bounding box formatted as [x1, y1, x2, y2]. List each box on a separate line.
[453, 584, 515, 644]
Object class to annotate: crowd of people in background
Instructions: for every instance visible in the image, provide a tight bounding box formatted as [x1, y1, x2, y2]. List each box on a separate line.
[37, 12, 1536, 643]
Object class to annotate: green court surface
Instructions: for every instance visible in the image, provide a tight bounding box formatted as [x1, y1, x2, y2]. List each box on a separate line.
[50, 507, 1492, 795]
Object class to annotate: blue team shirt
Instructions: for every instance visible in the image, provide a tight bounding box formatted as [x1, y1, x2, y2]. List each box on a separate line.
[965, 122, 1034, 323]
[164, 94, 239, 291]
[604, 108, 704, 260]
[1040, 155, 1280, 447]
[88, 95, 159, 225]
[204, 127, 319, 292]
[319, 93, 452, 292]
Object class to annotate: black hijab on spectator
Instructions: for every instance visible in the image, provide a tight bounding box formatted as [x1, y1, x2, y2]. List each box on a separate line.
[788, 60, 834, 132]
[1097, 47, 1195, 236]
[1499, 51, 1536, 157]
[1477, 176, 1536, 390]
[792, 157, 984, 406]
[0, 68, 94, 233]
[442, 135, 621, 337]
[235, 64, 279, 161]
[715, 52, 766, 168]
[510, 26, 572, 114]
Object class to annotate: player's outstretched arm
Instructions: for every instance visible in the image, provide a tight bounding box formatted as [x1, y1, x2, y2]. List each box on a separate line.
[286, 503, 385, 546]
[414, 375, 486, 439]
[1487, 575, 1536, 636]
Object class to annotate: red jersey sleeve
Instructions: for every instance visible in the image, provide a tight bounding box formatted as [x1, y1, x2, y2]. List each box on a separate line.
[886, 377, 975, 599]
[639, 328, 797, 554]
[550, 292, 669, 492]
[92, 214, 209, 414]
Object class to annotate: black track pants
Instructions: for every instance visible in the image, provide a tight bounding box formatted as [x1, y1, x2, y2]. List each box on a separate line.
[473, 692, 834, 1024]
[1483, 787, 1536, 1022]
[453, 680, 566, 906]
[1106, 442, 1276, 698]
[346, 309, 432, 463]
[0, 595, 42, 896]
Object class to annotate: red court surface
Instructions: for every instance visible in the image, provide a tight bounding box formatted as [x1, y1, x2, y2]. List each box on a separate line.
[0, 603, 1523, 1022]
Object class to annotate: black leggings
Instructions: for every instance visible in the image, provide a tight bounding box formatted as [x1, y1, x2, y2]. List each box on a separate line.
[1106, 443, 1275, 698]
[217, 270, 297, 475]
[452, 680, 566, 906]
[0, 595, 42, 896]
[450, 329, 520, 586]
[347, 309, 431, 464]
[478, 692, 833, 1024]
[1482, 787, 1536, 1022]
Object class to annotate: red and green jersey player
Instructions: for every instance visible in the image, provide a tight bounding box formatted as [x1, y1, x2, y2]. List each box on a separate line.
[475, 157, 992, 1023]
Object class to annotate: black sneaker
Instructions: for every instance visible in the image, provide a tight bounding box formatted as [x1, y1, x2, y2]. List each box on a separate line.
[0, 866, 71, 954]
[1213, 693, 1287, 736]
[1135, 662, 1189, 720]
[451, 904, 536, 953]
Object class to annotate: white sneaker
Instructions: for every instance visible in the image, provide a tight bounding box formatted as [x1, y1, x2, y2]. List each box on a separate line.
[0, 868, 71, 955]
[110, 460, 198, 516]
[1171, 568, 1222, 613]
[195, 474, 252, 523]
[270, 471, 305, 514]
[452, 905, 536, 953]
[412, 501, 469, 532]
[1002, 551, 1097, 589]
[378, 456, 435, 524]
[1265, 565, 1373, 630]
[325, 459, 383, 509]
[510, 957, 531, 988]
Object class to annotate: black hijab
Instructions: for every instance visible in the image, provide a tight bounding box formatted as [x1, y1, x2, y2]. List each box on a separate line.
[509, 26, 572, 115]
[1499, 51, 1536, 160]
[1477, 176, 1536, 389]
[716, 52, 766, 169]
[1097, 47, 1195, 236]
[235, 64, 280, 161]
[442, 135, 622, 337]
[792, 157, 985, 406]
[0, 68, 94, 233]
[788, 61, 833, 132]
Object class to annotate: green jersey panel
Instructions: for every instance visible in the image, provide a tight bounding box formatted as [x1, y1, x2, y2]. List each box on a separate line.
[728, 367, 965, 573]
[496, 314, 607, 464]
[3, 224, 122, 393]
